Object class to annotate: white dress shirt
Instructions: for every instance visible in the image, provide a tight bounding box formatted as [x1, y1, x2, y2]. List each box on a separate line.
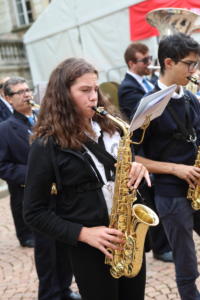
[85, 121, 120, 214]
[127, 70, 154, 93]
[157, 80, 184, 99]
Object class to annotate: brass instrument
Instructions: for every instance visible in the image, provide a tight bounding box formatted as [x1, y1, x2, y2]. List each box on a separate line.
[187, 76, 200, 86]
[187, 147, 200, 210]
[93, 106, 159, 278]
[146, 8, 200, 38]
[27, 99, 40, 109]
[146, 8, 200, 93]
[186, 75, 200, 94]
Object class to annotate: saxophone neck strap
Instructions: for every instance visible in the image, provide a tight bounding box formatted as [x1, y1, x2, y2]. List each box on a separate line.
[166, 92, 197, 151]
[85, 131, 116, 181]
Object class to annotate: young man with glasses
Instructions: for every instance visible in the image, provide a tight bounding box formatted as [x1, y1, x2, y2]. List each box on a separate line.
[135, 33, 200, 300]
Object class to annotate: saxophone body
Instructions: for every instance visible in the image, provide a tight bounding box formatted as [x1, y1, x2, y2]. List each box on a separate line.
[187, 146, 200, 210]
[93, 106, 159, 278]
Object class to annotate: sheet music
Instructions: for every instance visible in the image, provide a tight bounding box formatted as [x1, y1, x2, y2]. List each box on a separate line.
[130, 84, 177, 132]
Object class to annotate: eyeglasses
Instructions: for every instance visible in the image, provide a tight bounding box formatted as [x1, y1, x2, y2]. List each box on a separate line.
[136, 56, 153, 64]
[179, 60, 200, 72]
[9, 88, 32, 96]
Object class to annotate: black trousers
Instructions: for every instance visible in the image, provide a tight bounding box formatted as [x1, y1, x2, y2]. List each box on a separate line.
[67, 242, 146, 300]
[8, 184, 32, 242]
[34, 232, 73, 300]
[193, 210, 200, 236]
[155, 195, 200, 300]
[139, 184, 171, 254]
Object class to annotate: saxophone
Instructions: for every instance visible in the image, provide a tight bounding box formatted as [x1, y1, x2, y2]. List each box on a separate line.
[187, 146, 200, 210]
[186, 75, 200, 95]
[93, 106, 159, 278]
[27, 99, 40, 109]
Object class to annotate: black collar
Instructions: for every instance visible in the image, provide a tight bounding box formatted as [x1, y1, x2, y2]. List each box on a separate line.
[13, 109, 37, 124]
[13, 110, 29, 123]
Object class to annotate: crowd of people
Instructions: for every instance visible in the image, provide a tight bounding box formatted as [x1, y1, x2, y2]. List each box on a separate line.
[1, 32, 200, 300]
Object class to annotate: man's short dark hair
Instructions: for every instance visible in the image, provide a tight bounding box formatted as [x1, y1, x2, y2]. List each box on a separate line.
[124, 42, 149, 66]
[158, 33, 200, 74]
[3, 77, 26, 96]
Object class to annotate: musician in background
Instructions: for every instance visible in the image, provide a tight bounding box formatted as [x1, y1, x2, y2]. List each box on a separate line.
[0, 77, 35, 247]
[118, 42, 172, 263]
[118, 42, 154, 120]
[135, 33, 200, 300]
[0, 76, 13, 122]
[23, 57, 151, 300]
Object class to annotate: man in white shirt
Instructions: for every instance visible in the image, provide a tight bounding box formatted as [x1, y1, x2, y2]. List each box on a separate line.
[118, 42, 153, 120]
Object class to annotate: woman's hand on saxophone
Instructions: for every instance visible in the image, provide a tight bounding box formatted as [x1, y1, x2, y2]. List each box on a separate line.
[78, 226, 124, 258]
[127, 162, 151, 189]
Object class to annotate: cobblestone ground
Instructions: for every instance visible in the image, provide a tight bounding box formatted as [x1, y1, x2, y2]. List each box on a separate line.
[0, 195, 200, 300]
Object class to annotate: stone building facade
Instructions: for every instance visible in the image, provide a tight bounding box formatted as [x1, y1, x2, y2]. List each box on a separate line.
[0, 0, 50, 81]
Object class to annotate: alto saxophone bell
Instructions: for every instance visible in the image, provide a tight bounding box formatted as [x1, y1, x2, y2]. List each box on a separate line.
[133, 203, 159, 226]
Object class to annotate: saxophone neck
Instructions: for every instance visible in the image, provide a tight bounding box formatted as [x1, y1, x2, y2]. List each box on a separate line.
[92, 106, 130, 136]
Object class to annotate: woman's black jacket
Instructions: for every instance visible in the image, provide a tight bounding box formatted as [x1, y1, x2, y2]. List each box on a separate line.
[23, 138, 109, 246]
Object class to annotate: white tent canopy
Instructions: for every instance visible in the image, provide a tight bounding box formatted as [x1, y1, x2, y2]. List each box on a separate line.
[24, 0, 159, 85]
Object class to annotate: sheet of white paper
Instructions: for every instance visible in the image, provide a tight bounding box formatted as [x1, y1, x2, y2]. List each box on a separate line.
[130, 84, 177, 132]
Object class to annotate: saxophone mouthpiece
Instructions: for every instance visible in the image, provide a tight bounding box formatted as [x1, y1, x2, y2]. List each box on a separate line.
[27, 99, 40, 109]
[92, 106, 108, 116]
[187, 76, 200, 85]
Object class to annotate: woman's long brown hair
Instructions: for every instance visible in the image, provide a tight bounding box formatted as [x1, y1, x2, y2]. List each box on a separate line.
[33, 57, 121, 149]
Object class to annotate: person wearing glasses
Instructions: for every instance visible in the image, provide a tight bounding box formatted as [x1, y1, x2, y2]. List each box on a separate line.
[0, 77, 81, 300]
[135, 33, 200, 300]
[0, 77, 35, 248]
[118, 42, 154, 120]
[118, 42, 173, 264]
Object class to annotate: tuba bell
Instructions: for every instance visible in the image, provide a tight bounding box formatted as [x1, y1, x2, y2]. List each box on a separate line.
[146, 7, 200, 39]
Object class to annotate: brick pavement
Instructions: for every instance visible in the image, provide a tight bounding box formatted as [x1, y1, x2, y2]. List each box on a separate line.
[0, 195, 200, 300]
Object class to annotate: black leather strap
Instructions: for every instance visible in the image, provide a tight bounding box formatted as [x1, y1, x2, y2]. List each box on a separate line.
[85, 132, 116, 181]
[166, 93, 197, 153]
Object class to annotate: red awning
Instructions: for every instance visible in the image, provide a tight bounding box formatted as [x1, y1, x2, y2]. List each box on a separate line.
[129, 0, 200, 40]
